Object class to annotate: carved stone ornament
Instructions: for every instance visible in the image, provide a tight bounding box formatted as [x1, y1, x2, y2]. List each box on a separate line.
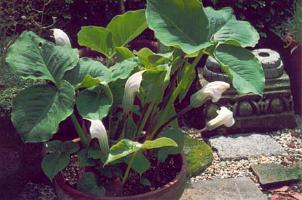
[201, 49, 296, 135]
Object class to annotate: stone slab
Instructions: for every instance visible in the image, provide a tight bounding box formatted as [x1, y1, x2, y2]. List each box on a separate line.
[251, 164, 300, 186]
[181, 177, 266, 200]
[209, 134, 286, 160]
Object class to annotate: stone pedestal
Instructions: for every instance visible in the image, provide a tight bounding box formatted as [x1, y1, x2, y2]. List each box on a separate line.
[201, 49, 296, 135]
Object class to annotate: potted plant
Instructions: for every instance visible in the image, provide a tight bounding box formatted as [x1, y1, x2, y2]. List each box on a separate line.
[5, 0, 264, 199]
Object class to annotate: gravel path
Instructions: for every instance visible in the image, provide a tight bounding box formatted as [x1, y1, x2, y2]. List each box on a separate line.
[187, 128, 302, 187]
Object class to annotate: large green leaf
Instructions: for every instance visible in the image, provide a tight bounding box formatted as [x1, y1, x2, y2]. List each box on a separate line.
[213, 44, 265, 95]
[77, 148, 96, 168]
[146, 0, 210, 54]
[64, 57, 111, 86]
[128, 152, 150, 176]
[78, 26, 114, 58]
[11, 81, 75, 142]
[139, 67, 168, 104]
[42, 152, 70, 180]
[105, 137, 177, 164]
[105, 139, 141, 164]
[64, 58, 138, 87]
[115, 47, 135, 62]
[42, 140, 79, 180]
[110, 59, 139, 82]
[76, 84, 113, 120]
[204, 7, 259, 47]
[78, 10, 147, 58]
[107, 9, 147, 47]
[142, 137, 177, 149]
[157, 127, 185, 162]
[6, 31, 79, 84]
[136, 48, 172, 67]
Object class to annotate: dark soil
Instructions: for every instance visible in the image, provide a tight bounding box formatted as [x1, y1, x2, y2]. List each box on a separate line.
[62, 154, 183, 197]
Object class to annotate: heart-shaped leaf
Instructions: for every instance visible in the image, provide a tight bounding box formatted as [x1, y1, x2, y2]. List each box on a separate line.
[11, 81, 75, 142]
[105, 137, 177, 165]
[77, 148, 97, 168]
[78, 10, 147, 58]
[115, 47, 135, 62]
[42, 140, 79, 180]
[128, 152, 150, 176]
[105, 139, 141, 165]
[42, 152, 70, 180]
[142, 137, 177, 149]
[204, 7, 259, 47]
[146, 0, 210, 54]
[64, 57, 111, 86]
[6, 31, 79, 84]
[213, 44, 265, 95]
[76, 84, 113, 120]
[78, 26, 114, 58]
[107, 9, 147, 47]
[110, 59, 139, 82]
[157, 127, 185, 162]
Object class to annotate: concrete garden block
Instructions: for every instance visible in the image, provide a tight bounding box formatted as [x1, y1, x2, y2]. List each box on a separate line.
[209, 134, 286, 160]
[181, 177, 266, 200]
[251, 163, 301, 186]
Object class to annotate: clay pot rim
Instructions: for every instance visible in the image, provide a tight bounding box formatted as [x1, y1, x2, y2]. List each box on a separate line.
[54, 153, 186, 200]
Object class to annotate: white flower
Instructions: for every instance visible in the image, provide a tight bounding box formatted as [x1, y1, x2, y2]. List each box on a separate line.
[207, 106, 235, 131]
[122, 71, 144, 112]
[203, 81, 230, 102]
[190, 81, 230, 108]
[51, 28, 71, 47]
[89, 120, 109, 156]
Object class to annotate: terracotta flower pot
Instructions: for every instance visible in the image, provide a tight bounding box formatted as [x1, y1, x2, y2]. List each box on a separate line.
[54, 154, 187, 200]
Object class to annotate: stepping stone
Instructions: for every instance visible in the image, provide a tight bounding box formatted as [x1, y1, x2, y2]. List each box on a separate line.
[251, 163, 300, 186]
[209, 134, 286, 160]
[181, 177, 266, 200]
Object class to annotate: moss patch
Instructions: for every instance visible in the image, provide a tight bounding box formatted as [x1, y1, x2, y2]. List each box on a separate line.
[0, 65, 37, 120]
[184, 135, 214, 177]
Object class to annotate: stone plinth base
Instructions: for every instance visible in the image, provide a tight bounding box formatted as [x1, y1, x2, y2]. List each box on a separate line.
[200, 71, 297, 135]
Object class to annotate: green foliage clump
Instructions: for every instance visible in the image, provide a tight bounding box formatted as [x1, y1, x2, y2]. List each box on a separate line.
[203, 0, 296, 42]
[4, 0, 265, 196]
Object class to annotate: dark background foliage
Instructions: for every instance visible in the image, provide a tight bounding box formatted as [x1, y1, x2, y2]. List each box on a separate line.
[0, 0, 296, 46]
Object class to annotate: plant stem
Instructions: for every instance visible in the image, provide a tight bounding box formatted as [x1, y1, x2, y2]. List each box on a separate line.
[122, 151, 138, 186]
[192, 51, 203, 68]
[150, 105, 193, 139]
[149, 52, 205, 139]
[198, 127, 208, 138]
[70, 114, 89, 146]
[136, 103, 154, 136]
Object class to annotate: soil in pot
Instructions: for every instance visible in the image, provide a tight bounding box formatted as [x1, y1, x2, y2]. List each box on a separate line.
[60, 153, 183, 197]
